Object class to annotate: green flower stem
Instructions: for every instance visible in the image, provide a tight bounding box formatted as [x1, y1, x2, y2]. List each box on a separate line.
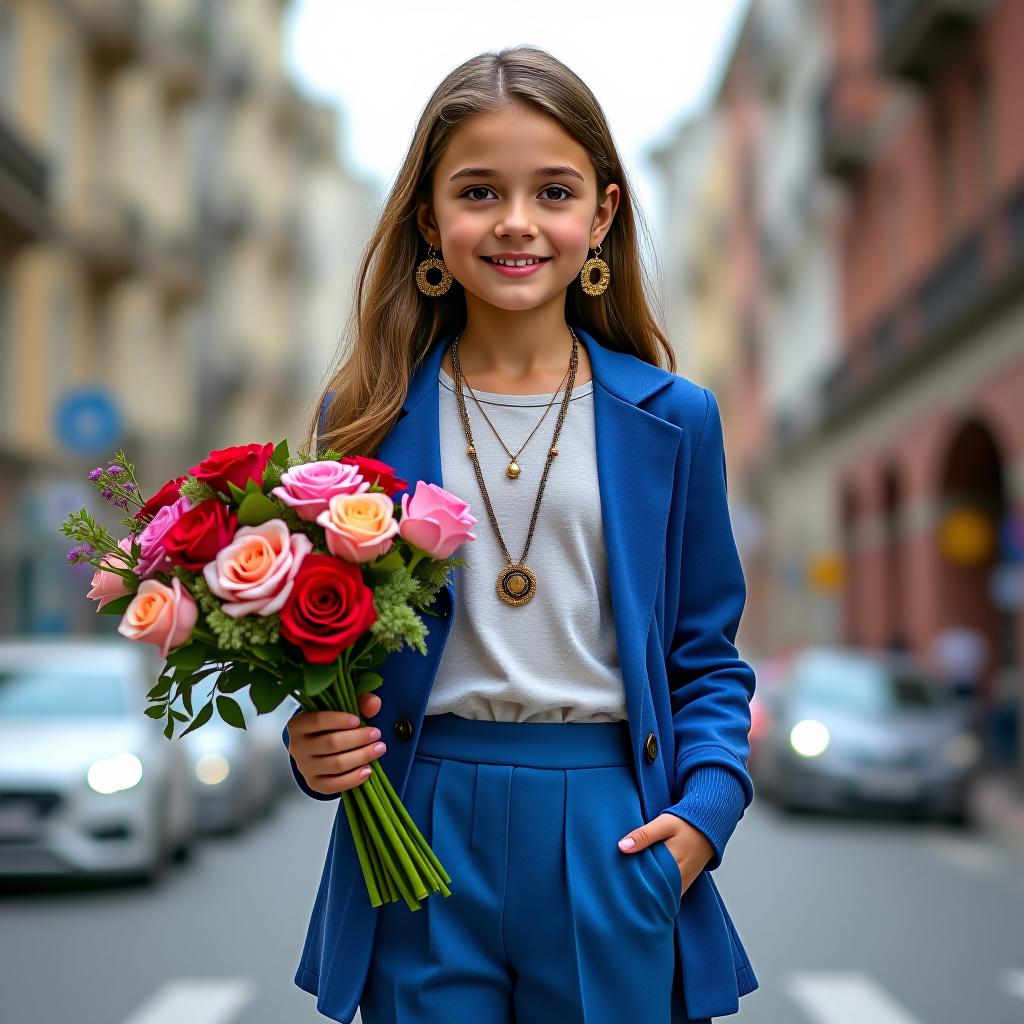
[336, 656, 415, 905]
[361, 770, 424, 902]
[350, 777, 417, 909]
[374, 768, 445, 893]
[373, 758, 452, 887]
[341, 789, 381, 907]
[405, 549, 428, 577]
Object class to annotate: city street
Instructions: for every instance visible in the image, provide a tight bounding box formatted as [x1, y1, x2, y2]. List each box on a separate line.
[3, 789, 1023, 1023]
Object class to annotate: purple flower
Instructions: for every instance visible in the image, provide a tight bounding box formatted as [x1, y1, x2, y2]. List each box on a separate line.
[107, 466, 125, 476]
[123, 482, 136, 493]
[113, 497, 129, 510]
[88, 468, 104, 481]
[100, 487, 113, 500]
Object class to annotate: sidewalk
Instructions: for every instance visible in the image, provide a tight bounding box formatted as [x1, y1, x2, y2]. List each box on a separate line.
[970, 769, 1024, 850]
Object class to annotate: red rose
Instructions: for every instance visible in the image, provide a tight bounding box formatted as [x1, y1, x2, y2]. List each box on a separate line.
[339, 456, 408, 498]
[134, 475, 187, 523]
[188, 442, 275, 496]
[280, 554, 377, 664]
[162, 499, 239, 571]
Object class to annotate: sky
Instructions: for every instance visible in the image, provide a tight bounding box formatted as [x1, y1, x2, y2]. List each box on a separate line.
[282, 0, 749, 233]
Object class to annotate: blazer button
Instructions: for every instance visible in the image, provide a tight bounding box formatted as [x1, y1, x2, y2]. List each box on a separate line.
[644, 732, 658, 763]
[394, 718, 413, 742]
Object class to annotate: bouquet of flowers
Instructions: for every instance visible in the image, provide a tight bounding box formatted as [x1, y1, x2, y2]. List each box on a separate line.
[58, 438, 477, 911]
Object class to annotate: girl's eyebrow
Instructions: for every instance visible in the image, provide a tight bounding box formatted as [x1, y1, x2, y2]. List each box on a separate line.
[448, 165, 585, 183]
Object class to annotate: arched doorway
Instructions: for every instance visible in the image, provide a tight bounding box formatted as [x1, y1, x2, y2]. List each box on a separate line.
[936, 418, 1014, 764]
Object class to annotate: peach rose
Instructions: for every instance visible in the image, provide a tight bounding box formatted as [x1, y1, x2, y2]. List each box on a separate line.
[117, 576, 198, 659]
[87, 536, 134, 610]
[316, 492, 399, 564]
[398, 481, 476, 559]
[202, 518, 312, 618]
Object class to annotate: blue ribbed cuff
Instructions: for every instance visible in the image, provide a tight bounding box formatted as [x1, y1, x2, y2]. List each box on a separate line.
[662, 764, 747, 871]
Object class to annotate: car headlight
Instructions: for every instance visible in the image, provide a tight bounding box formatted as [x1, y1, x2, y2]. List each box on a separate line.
[195, 753, 231, 786]
[87, 753, 144, 795]
[942, 732, 980, 769]
[789, 719, 830, 758]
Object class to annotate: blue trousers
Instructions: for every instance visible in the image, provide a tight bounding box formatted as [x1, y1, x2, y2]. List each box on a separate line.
[358, 712, 711, 1024]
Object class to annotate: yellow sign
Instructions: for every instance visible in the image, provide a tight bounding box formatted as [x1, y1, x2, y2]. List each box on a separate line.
[808, 554, 845, 592]
[939, 508, 995, 566]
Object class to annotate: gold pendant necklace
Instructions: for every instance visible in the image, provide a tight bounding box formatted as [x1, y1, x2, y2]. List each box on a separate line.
[451, 328, 579, 606]
[457, 362, 571, 481]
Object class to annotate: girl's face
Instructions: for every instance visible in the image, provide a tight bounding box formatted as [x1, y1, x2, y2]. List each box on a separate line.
[416, 104, 619, 312]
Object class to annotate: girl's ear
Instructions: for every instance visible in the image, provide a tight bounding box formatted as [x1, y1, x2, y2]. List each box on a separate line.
[591, 183, 621, 247]
[415, 198, 439, 248]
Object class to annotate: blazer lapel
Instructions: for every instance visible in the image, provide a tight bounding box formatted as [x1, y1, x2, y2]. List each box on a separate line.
[376, 324, 680, 726]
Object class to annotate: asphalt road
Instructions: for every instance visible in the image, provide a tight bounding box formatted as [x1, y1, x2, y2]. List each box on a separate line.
[2, 786, 1022, 1023]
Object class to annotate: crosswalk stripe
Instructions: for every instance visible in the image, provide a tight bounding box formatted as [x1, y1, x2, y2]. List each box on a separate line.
[786, 971, 922, 1024]
[121, 979, 256, 1024]
[1000, 968, 1024, 1001]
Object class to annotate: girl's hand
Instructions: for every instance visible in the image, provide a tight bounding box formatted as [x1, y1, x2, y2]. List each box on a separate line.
[287, 692, 386, 795]
[617, 813, 714, 899]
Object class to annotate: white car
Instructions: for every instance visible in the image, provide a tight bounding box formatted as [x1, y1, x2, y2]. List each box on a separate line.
[0, 637, 199, 886]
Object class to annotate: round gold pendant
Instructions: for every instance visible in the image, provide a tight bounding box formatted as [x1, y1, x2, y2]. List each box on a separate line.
[496, 562, 536, 606]
[506, 461, 521, 479]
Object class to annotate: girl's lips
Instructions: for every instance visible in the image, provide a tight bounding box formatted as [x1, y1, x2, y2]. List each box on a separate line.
[480, 256, 551, 278]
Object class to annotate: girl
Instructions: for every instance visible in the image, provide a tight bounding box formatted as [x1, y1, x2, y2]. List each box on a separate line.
[284, 45, 758, 1024]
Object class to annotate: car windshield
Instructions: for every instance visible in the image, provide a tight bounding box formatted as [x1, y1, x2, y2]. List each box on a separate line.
[792, 655, 949, 713]
[0, 664, 128, 716]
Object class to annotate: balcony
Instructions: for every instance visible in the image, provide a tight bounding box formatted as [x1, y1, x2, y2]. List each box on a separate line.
[818, 173, 1024, 426]
[875, 0, 994, 83]
[150, 227, 203, 303]
[150, 17, 210, 105]
[0, 114, 52, 250]
[64, 0, 144, 74]
[818, 69, 882, 180]
[75, 187, 145, 287]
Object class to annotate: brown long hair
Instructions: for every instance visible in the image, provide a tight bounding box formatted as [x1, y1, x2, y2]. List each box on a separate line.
[306, 44, 674, 461]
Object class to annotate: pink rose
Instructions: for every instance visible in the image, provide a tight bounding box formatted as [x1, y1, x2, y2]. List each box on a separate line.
[398, 481, 476, 559]
[87, 536, 134, 610]
[117, 575, 198, 659]
[202, 518, 312, 619]
[136, 495, 192, 579]
[316, 492, 400, 564]
[271, 461, 369, 523]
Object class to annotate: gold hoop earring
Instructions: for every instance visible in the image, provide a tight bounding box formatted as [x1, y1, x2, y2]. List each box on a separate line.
[415, 243, 453, 297]
[579, 244, 610, 296]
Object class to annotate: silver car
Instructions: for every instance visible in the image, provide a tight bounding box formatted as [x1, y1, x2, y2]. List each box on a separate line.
[753, 646, 981, 825]
[0, 637, 199, 885]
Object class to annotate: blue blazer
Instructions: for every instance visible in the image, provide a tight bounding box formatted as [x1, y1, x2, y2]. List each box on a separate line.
[282, 324, 759, 1021]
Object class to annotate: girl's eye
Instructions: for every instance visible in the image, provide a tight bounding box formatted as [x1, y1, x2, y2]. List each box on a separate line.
[459, 185, 574, 202]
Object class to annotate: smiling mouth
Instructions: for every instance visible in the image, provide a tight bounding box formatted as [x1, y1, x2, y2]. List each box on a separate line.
[480, 256, 553, 267]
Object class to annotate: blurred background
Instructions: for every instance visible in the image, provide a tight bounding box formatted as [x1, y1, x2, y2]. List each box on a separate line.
[1, 1, 1023, 1022]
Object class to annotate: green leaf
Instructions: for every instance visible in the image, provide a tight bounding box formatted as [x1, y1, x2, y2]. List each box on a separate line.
[236, 491, 280, 527]
[165, 640, 216, 672]
[180, 700, 214, 738]
[164, 718, 174, 739]
[97, 594, 134, 617]
[270, 439, 289, 468]
[144, 705, 165, 719]
[227, 480, 248, 504]
[303, 660, 336, 698]
[250, 669, 289, 713]
[216, 695, 247, 730]
[147, 675, 173, 700]
[355, 671, 383, 697]
[169, 709, 189, 722]
[363, 644, 392, 669]
[251, 643, 283, 664]
[369, 549, 405, 573]
[217, 664, 249, 693]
